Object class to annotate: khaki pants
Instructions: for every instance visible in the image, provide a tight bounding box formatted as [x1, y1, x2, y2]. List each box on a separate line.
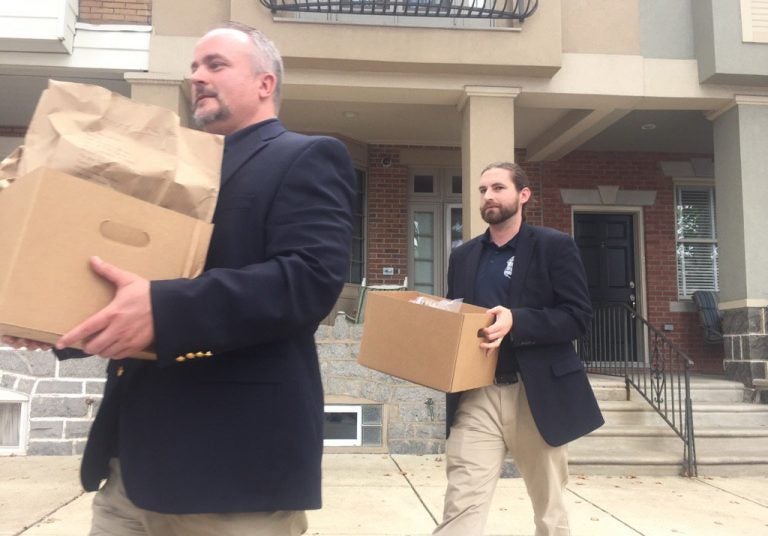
[434, 382, 570, 536]
[90, 459, 308, 536]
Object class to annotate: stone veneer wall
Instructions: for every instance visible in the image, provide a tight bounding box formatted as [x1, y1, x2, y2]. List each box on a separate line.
[316, 313, 447, 454]
[0, 349, 106, 455]
[1, 314, 447, 456]
[722, 306, 768, 387]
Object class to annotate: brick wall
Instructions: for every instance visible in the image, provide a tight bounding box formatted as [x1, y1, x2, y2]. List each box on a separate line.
[79, 0, 151, 25]
[366, 146, 410, 287]
[531, 150, 723, 374]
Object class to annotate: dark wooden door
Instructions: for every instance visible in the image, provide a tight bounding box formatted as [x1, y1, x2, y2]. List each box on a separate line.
[574, 213, 638, 362]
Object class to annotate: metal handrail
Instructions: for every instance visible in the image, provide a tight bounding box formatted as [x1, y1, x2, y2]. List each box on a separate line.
[259, 0, 539, 20]
[579, 303, 697, 477]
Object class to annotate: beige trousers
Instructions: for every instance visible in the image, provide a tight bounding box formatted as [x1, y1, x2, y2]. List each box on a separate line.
[90, 459, 308, 536]
[433, 382, 570, 536]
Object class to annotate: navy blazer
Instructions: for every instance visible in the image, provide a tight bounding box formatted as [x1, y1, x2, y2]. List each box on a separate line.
[76, 120, 355, 514]
[446, 223, 604, 446]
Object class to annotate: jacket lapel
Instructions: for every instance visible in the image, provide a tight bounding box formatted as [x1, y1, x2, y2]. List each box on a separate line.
[220, 120, 286, 187]
[462, 239, 484, 304]
[507, 223, 535, 307]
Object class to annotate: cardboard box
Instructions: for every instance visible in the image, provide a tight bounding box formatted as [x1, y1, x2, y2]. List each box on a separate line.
[357, 291, 499, 393]
[0, 168, 213, 353]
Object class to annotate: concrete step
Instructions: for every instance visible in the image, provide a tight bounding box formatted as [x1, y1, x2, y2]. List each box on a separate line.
[588, 374, 628, 401]
[579, 374, 768, 476]
[595, 400, 768, 427]
[589, 373, 750, 403]
[691, 403, 768, 427]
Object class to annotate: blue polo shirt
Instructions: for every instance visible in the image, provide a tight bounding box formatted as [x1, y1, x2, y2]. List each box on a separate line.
[474, 229, 520, 378]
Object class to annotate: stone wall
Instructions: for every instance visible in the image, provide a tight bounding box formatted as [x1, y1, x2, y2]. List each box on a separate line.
[316, 313, 447, 455]
[0, 349, 106, 455]
[1, 314, 448, 456]
[722, 306, 768, 386]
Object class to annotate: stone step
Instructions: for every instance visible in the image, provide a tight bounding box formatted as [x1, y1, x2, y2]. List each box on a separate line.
[595, 400, 768, 427]
[589, 373, 749, 403]
[579, 375, 768, 476]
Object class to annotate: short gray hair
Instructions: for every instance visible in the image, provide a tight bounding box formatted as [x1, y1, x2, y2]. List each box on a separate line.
[211, 22, 284, 111]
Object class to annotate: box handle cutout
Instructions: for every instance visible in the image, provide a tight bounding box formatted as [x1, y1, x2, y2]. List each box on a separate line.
[99, 220, 150, 248]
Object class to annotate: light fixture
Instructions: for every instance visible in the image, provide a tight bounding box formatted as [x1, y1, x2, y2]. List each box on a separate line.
[342, 111, 358, 119]
[640, 123, 657, 130]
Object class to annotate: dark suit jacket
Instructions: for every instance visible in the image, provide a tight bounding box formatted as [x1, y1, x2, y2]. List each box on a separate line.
[74, 119, 355, 514]
[446, 223, 604, 447]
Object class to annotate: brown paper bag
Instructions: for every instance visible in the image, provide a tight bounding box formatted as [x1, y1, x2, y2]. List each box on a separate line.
[7, 80, 223, 222]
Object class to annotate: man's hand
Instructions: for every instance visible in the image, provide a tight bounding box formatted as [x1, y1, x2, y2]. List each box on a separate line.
[1, 336, 52, 351]
[481, 306, 513, 357]
[56, 256, 154, 360]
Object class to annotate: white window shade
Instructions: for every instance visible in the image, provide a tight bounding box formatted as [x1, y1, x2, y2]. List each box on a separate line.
[676, 185, 719, 298]
[741, 0, 768, 44]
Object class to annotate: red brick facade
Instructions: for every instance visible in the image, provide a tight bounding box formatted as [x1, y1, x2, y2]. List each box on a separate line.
[79, 0, 151, 24]
[364, 146, 723, 374]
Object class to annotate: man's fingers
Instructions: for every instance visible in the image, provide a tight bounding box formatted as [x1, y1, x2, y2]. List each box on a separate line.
[56, 313, 110, 350]
[2, 336, 52, 351]
[90, 256, 132, 287]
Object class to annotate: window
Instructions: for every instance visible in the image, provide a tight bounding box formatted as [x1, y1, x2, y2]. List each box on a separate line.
[324, 405, 361, 446]
[0, 389, 29, 455]
[323, 404, 383, 447]
[675, 184, 719, 298]
[348, 169, 366, 284]
[740, 0, 768, 44]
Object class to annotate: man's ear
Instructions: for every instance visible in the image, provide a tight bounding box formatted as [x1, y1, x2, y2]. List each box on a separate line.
[519, 186, 532, 204]
[257, 73, 278, 101]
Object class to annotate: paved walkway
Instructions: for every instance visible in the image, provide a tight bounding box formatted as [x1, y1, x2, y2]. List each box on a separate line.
[1, 454, 766, 535]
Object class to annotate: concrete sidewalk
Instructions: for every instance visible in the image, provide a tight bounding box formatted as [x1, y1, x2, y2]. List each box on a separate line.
[2, 454, 766, 536]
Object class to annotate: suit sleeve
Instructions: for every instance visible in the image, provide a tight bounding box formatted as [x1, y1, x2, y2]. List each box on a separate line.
[149, 137, 355, 364]
[510, 233, 592, 346]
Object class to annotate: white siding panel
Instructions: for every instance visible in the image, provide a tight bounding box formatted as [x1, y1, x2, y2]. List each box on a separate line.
[0, 0, 77, 53]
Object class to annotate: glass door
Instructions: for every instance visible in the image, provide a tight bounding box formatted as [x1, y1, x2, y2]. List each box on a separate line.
[410, 205, 438, 295]
[407, 168, 462, 297]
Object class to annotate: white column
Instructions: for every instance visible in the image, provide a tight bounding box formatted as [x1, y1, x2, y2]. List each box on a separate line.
[458, 86, 520, 240]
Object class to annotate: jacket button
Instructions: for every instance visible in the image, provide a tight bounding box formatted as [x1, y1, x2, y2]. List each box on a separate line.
[116, 366, 125, 377]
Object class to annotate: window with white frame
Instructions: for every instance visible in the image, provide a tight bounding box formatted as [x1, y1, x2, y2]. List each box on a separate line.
[675, 184, 719, 298]
[323, 405, 362, 446]
[0, 389, 29, 455]
[323, 404, 383, 447]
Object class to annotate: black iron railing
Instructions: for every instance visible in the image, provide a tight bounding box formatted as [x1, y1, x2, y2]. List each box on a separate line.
[259, 0, 539, 20]
[578, 303, 697, 477]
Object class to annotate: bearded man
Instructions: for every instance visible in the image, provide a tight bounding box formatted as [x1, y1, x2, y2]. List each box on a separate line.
[432, 162, 604, 536]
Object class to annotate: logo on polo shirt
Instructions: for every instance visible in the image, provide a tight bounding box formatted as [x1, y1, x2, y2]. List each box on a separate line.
[504, 256, 515, 279]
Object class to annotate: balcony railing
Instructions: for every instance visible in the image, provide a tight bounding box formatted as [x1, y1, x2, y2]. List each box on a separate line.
[259, 0, 539, 20]
[578, 303, 698, 477]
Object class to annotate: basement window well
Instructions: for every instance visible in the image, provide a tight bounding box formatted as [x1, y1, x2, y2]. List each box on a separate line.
[0, 389, 29, 455]
[323, 404, 383, 447]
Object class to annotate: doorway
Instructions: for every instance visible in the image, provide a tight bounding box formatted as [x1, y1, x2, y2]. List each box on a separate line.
[407, 168, 462, 296]
[574, 213, 640, 362]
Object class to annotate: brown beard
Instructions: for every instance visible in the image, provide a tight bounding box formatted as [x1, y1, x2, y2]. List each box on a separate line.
[481, 202, 519, 224]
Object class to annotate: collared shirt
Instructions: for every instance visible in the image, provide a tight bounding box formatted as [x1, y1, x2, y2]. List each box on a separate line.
[474, 229, 520, 377]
